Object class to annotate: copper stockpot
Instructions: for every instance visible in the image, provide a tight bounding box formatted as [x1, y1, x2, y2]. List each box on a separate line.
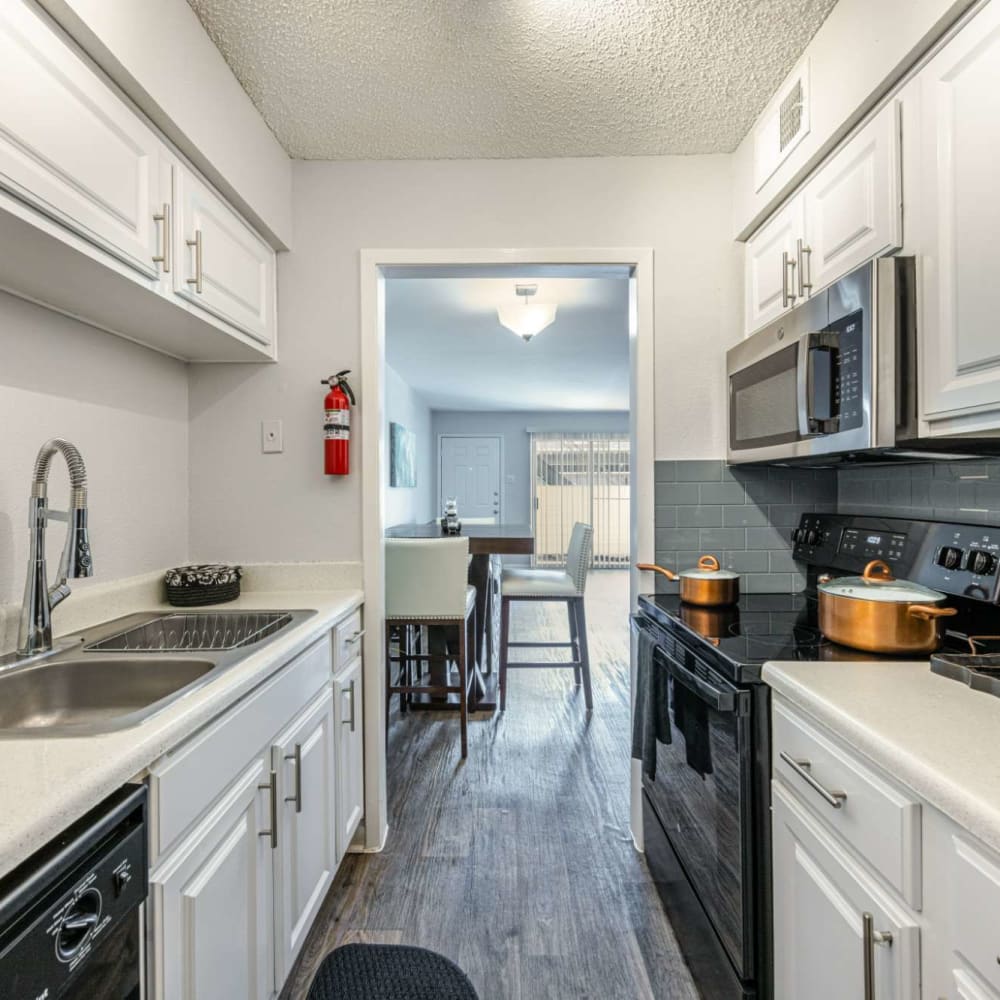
[637, 555, 740, 607]
[818, 559, 958, 655]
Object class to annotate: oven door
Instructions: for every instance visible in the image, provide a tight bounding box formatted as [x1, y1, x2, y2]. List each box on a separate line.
[642, 642, 754, 978]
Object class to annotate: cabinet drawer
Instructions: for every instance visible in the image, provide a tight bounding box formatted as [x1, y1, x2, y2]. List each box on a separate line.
[333, 608, 363, 672]
[149, 635, 331, 861]
[950, 834, 1000, 994]
[773, 700, 922, 906]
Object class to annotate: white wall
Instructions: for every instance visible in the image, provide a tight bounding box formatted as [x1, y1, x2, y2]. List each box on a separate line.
[384, 365, 433, 527]
[430, 410, 629, 525]
[731, 0, 976, 238]
[37, 0, 293, 248]
[187, 155, 742, 565]
[0, 292, 189, 607]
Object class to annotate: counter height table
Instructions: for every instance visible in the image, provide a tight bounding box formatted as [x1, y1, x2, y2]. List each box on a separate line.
[385, 522, 534, 712]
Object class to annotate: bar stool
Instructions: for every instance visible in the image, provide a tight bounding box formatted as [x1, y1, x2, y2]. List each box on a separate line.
[499, 522, 594, 712]
[385, 537, 477, 758]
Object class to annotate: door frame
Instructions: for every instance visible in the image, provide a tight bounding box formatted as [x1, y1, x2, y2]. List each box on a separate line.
[437, 434, 504, 523]
[360, 247, 655, 853]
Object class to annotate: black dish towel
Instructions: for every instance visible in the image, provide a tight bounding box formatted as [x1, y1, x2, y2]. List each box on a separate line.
[672, 677, 714, 778]
[632, 622, 672, 780]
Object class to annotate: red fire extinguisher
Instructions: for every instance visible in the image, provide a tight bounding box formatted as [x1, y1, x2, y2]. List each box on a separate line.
[322, 370, 355, 475]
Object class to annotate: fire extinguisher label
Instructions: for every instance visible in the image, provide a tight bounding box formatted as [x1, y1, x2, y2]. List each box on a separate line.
[324, 408, 349, 440]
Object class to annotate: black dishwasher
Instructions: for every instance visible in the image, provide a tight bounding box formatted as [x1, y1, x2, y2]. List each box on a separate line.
[0, 784, 147, 1000]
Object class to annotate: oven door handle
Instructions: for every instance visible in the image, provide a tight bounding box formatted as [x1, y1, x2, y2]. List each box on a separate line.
[658, 652, 737, 713]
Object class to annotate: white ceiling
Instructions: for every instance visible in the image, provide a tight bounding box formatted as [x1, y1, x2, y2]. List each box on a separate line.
[187, 0, 838, 160]
[385, 273, 630, 411]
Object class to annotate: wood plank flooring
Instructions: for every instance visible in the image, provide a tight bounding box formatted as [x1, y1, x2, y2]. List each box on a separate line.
[283, 571, 698, 1000]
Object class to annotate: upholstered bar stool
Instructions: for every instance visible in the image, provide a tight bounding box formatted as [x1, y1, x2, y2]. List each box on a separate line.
[499, 522, 594, 712]
[385, 537, 477, 758]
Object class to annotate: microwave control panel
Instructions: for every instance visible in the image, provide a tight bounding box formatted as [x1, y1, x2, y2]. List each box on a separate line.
[824, 311, 864, 431]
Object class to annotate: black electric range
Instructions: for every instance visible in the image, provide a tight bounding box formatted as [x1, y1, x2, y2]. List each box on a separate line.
[632, 512, 1000, 1000]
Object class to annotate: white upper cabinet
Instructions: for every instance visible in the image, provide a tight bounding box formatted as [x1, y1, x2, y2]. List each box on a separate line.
[0, 1, 164, 279]
[174, 165, 276, 348]
[745, 194, 805, 332]
[916, 1, 1000, 432]
[744, 101, 902, 335]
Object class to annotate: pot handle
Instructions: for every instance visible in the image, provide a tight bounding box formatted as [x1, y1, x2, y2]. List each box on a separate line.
[636, 563, 679, 581]
[863, 560, 895, 582]
[698, 554, 721, 572]
[908, 604, 958, 621]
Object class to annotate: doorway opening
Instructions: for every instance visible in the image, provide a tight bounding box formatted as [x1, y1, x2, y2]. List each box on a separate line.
[359, 249, 654, 854]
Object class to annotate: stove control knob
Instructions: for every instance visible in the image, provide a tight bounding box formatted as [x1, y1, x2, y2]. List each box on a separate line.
[791, 528, 802, 543]
[968, 550, 997, 576]
[806, 530, 819, 545]
[937, 546, 964, 570]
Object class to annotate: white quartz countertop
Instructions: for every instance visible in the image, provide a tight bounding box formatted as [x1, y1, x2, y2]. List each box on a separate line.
[0, 588, 363, 880]
[763, 658, 1000, 855]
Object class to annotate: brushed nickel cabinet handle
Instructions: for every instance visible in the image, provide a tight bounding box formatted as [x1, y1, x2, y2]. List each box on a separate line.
[185, 229, 203, 293]
[779, 751, 846, 808]
[258, 768, 278, 848]
[152, 202, 171, 272]
[797, 238, 812, 297]
[342, 679, 357, 732]
[345, 629, 366, 645]
[284, 743, 302, 813]
[862, 911, 893, 1000]
[782, 251, 797, 309]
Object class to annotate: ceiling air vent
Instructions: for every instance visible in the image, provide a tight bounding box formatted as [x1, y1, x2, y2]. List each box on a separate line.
[754, 58, 810, 192]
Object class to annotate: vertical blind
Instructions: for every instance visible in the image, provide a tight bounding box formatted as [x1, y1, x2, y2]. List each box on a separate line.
[530, 431, 631, 569]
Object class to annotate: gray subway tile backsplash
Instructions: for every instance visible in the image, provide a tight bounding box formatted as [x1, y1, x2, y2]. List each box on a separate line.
[653, 457, 1000, 596]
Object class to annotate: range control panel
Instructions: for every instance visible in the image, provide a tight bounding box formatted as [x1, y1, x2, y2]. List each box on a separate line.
[792, 513, 1000, 604]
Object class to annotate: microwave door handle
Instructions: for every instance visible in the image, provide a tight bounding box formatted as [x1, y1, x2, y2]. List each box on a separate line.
[797, 332, 816, 437]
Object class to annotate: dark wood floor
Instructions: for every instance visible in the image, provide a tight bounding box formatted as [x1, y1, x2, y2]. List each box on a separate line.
[283, 572, 698, 1000]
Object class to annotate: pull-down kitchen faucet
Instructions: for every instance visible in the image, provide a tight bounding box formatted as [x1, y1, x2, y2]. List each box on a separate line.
[18, 439, 93, 656]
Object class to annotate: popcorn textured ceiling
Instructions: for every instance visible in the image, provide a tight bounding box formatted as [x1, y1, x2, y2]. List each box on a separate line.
[187, 0, 838, 160]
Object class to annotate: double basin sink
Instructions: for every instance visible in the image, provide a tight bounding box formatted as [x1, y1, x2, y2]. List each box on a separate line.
[0, 609, 315, 737]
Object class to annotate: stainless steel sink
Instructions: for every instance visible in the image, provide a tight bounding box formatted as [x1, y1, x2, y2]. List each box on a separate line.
[0, 657, 216, 732]
[0, 609, 316, 737]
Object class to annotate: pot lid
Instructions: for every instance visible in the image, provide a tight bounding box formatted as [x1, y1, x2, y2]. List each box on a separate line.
[819, 560, 947, 604]
[681, 554, 739, 580]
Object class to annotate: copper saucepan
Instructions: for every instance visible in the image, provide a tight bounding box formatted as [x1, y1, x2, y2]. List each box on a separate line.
[637, 555, 740, 607]
[818, 559, 958, 655]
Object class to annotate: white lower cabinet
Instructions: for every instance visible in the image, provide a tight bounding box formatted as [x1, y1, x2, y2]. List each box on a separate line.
[150, 757, 276, 1000]
[333, 655, 365, 861]
[772, 781, 920, 1000]
[148, 610, 365, 1000]
[274, 689, 337, 982]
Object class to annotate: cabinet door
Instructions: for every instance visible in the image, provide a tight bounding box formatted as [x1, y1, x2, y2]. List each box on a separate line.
[150, 757, 276, 1000]
[803, 102, 902, 295]
[918, 1, 1000, 428]
[174, 165, 275, 346]
[334, 656, 365, 860]
[0, 1, 163, 278]
[744, 194, 804, 334]
[772, 782, 920, 1000]
[273, 689, 337, 982]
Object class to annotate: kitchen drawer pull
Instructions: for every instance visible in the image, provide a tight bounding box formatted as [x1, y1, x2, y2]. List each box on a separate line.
[152, 202, 171, 272]
[862, 911, 893, 1000]
[185, 229, 203, 293]
[345, 629, 366, 645]
[258, 769, 278, 849]
[284, 742, 302, 813]
[780, 751, 847, 809]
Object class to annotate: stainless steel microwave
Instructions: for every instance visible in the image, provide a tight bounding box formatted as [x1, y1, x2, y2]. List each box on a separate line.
[727, 257, 1000, 465]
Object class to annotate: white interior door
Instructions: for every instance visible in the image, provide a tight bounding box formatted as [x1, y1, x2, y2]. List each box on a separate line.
[439, 436, 501, 522]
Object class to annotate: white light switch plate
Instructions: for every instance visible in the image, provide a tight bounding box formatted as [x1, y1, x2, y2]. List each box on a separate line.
[261, 419, 283, 453]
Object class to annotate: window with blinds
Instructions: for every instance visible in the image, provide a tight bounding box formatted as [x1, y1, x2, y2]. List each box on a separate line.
[530, 431, 630, 569]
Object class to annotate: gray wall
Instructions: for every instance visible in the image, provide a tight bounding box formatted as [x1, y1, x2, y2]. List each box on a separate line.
[838, 460, 1000, 525]
[653, 460, 836, 593]
[384, 365, 434, 527]
[431, 410, 630, 524]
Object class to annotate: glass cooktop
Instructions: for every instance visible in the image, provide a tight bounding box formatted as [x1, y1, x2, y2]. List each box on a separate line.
[637, 592, 1000, 684]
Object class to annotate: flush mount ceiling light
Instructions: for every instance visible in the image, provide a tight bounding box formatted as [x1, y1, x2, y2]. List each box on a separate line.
[496, 283, 557, 342]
